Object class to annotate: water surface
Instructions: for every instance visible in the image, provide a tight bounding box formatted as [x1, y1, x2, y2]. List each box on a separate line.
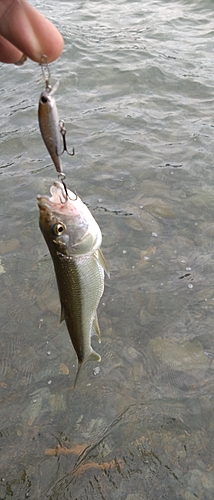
[1, 0, 214, 498]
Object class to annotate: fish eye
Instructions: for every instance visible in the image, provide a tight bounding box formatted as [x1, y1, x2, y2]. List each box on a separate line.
[52, 223, 65, 235]
[41, 95, 48, 104]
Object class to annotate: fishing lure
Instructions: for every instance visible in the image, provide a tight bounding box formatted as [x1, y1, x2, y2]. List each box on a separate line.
[38, 57, 74, 175]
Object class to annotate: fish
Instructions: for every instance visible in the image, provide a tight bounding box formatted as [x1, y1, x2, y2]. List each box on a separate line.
[37, 181, 108, 386]
[38, 82, 63, 174]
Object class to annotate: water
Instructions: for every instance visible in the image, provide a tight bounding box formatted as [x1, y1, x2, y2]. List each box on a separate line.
[1, 0, 214, 498]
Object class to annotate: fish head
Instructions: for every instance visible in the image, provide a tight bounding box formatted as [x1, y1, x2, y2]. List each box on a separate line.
[37, 181, 102, 257]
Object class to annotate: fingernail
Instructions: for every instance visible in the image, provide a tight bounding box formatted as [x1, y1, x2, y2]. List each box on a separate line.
[14, 53, 27, 66]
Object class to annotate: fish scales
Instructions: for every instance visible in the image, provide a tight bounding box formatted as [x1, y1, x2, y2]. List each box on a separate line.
[53, 251, 104, 362]
[37, 181, 108, 386]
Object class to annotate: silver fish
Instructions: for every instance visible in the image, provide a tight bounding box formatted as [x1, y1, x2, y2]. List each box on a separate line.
[37, 181, 108, 386]
[38, 82, 63, 174]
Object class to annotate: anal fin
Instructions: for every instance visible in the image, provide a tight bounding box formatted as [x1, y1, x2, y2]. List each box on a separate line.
[60, 305, 65, 323]
[93, 313, 101, 343]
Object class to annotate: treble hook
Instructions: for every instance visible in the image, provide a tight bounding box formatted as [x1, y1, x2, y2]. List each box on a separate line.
[58, 173, 68, 201]
[59, 120, 75, 157]
[58, 173, 78, 203]
[40, 54, 52, 91]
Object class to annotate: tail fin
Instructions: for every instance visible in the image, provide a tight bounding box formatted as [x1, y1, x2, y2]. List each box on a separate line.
[73, 349, 101, 388]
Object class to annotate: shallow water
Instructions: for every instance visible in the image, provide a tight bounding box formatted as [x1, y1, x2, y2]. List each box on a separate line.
[1, 0, 214, 498]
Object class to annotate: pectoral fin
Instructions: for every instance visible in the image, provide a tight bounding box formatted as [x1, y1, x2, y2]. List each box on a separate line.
[96, 249, 110, 277]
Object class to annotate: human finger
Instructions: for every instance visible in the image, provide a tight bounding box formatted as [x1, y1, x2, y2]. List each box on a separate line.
[0, 0, 64, 63]
[0, 34, 22, 63]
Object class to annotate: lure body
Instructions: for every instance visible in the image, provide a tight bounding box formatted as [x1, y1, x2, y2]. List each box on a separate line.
[38, 83, 63, 173]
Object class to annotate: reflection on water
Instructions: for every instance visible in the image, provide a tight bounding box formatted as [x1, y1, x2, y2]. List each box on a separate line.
[1, 0, 214, 498]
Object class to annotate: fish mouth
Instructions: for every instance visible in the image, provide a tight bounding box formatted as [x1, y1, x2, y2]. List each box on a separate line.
[37, 181, 78, 215]
[37, 181, 66, 208]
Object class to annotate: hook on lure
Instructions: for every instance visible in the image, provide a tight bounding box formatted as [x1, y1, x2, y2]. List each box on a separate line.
[58, 173, 78, 203]
[59, 120, 75, 157]
[58, 173, 69, 201]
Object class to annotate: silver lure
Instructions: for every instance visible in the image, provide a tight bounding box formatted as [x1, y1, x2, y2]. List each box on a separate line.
[38, 81, 63, 174]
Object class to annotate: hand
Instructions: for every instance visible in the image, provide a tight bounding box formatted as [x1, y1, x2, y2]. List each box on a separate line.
[0, 0, 64, 64]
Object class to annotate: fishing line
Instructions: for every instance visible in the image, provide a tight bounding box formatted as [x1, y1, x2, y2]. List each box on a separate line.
[40, 54, 51, 91]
